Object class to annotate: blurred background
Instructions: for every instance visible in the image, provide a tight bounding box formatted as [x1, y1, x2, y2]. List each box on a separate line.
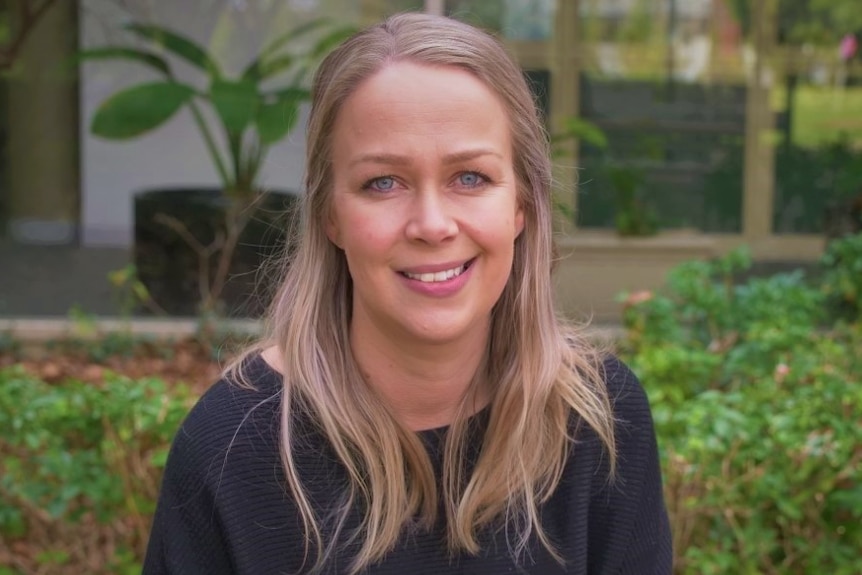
[0, 0, 861, 321]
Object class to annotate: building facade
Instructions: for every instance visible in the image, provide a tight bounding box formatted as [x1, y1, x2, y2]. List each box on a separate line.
[3, 0, 857, 320]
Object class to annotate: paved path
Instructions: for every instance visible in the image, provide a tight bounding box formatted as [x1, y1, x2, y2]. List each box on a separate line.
[0, 242, 130, 317]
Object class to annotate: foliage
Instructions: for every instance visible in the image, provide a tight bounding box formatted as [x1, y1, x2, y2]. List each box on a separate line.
[4, 241, 862, 573]
[554, 117, 659, 236]
[0, 368, 195, 573]
[821, 232, 862, 319]
[0, 332, 19, 356]
[704, 136, 862, 233]
[620, 247, 862, 574]
[729, 0, 862, 45]
[605, 163, 659, 236]
[618, 0, 655, 44]
[78, 18, 352, 315]
[80, 18, 351, 199]
[786, 86, 862, 150]
[107, 264, 165, 317]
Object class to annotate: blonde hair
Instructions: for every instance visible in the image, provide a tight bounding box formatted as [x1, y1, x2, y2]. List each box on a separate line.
[230, 12, 615, 574]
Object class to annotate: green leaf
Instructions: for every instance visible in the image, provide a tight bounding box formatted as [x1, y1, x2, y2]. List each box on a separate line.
[308, 25, 358, 59]
[250, 21, 355, 82]
[268, 86, 310, 102]
[75, 47, 172, 77]
[256, 88, 308, 144]
[91, 82, 196, 139]
[245, 54, 294, 82]
[125, 23, 220, 77]
[210, 79, 258, 135]
[149, 448, 169, 468]
[259, 17, 332, 60]
[557, 117, 609, 149]
[256, 101, 299, 145]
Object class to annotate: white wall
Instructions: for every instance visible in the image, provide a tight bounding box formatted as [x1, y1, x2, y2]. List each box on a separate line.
[79, 0, 357, 246]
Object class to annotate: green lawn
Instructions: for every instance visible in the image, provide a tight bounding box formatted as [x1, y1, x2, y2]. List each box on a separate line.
[776, 84, 862, 148]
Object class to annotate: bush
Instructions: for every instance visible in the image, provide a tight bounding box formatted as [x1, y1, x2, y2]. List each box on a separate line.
[0, 368, 194, 574]
[821, 232, 862, 321]
[620, 247, 862, 574]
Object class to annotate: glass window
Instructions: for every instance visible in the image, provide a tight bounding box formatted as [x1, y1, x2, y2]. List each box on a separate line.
[770, 3, 862, 234]
[575, 0, 745, 234]
[445, 0, 555, 40]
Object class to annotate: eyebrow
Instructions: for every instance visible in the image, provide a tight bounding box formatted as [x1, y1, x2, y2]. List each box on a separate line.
[348, 148, 503, 168]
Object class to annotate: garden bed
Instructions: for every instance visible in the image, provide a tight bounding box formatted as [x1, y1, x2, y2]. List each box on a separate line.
[0, 334, 228, 394]
[2, 233, 861, 574]
[0, 331, 246, 574]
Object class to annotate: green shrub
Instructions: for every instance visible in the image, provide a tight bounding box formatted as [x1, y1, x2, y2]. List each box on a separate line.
[821, 232, 862, 321]
[0, 368, 194, 574]
[621, 248, 862, 574]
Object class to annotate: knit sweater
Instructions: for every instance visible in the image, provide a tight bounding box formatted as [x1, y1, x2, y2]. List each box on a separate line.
[143, 355, 672, 574]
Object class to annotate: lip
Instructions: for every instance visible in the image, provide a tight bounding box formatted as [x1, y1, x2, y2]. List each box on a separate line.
[397, 258, 475, 297]
[398, 258, 474, 275]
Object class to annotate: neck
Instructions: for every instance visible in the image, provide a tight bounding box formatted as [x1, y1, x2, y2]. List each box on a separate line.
[349, 321, 490, 432]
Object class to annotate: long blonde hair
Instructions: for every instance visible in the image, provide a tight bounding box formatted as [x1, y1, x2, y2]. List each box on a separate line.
[230, 12, 616, 574]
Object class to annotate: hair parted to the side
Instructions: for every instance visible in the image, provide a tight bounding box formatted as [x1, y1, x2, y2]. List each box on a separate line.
[227, 12, 616, 574]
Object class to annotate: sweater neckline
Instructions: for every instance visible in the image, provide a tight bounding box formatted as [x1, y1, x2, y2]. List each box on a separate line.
[250, 352, 490, 440]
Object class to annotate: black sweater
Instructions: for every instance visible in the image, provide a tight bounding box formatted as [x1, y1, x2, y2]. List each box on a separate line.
[143, 355, 672, 574]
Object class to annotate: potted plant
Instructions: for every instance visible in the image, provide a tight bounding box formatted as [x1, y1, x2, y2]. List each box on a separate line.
[80, 19, 352, 317]
[553, 117, 658, 236]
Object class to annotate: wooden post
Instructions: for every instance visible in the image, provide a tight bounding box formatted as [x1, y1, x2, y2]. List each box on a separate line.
[742, 0, 777, 244]
[6, 0, 80, 244]
[550, 0, 581, 234]
[359, 0, 387, 26]
[424, 0, 445, 16]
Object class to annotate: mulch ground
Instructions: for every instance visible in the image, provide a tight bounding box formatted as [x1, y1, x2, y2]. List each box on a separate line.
[0, 335, 240, 395]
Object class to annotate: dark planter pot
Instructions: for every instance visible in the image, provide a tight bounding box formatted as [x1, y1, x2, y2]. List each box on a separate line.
[134, 188, 299, 317]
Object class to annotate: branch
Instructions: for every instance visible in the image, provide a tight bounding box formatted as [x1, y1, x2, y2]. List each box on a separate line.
[153, 213, 224, 309]
[0, 0, 61, 71]
[153, 213, 211, 254]
[207, 195, 264, 305]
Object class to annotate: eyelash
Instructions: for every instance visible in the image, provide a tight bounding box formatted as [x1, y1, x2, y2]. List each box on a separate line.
[360, 170, 492, 192]
[459, 170, 492, 187]
[360, 175, 396, 192]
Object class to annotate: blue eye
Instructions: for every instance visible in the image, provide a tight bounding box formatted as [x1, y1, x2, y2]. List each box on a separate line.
[373, 176, 395, 190]
[458, 172, 485, 187]
[362, 176, 396, 192]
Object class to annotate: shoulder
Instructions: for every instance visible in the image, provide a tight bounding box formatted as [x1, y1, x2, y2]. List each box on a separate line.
[565, 353, 659, 481]
[165, 353, 284, 478]
[592, 356, 673, 572]
[601, 355, 651, 422]
[596, 354, 659, 462]
[144, 354, 288, 573]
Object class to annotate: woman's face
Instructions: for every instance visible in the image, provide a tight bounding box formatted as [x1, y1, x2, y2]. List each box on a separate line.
[327, 61, 524, 348]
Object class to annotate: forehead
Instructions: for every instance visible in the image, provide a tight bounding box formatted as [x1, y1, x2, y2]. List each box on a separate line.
[340, 61, 505, 116]
[333, 61, 511, 139]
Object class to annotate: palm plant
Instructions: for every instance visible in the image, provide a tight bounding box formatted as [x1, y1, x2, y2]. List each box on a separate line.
[81, 18, 351, 199]
[78, 19, 353, 315]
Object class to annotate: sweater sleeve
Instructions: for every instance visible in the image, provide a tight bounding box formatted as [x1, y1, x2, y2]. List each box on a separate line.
[589, 357, 673, 575]
[142, 382, 237, 575]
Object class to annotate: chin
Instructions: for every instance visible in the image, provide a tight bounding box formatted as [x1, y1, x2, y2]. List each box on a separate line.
[402, 316, 486, 346]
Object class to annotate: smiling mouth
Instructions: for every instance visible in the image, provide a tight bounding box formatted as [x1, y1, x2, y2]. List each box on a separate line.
[401, 260, 474, 283]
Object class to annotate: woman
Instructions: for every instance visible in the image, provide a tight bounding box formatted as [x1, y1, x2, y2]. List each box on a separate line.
[143, 13, 671, 575]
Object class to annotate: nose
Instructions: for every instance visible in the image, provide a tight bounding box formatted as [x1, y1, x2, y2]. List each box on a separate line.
[404, 188, 458, 244]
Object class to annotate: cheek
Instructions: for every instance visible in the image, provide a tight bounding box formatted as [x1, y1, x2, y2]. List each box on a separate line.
[337, 213, 394, 258]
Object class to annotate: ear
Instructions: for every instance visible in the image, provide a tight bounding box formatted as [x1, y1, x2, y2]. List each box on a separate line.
[514, 205, 525, 238]
[324, 210, 342, 249]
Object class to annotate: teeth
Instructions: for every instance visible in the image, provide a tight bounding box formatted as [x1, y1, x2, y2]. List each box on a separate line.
[404, 264, 466, 283]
